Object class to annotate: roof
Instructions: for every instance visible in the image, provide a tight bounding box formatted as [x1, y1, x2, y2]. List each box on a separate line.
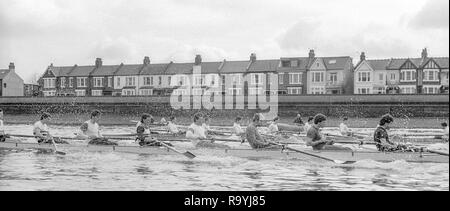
[366, 60, 391, 70]
[115, 64, 142, 76]
[433, 58, 449, 69]
[247, 60, 279, 73]
[278, 57, 310, 70]
[91, 65, 120, 76]
[48, 66, 75, 77]
[198, 62, 222, 74]
[321, 57, 352, 70]
[68, 66, 95, 77]
[165, 63, 193, 75]
[387, 59, 408, 69]
[140, 63, 169, 75]
[0, 69, 10, 79]
[220, 60, 250, 74]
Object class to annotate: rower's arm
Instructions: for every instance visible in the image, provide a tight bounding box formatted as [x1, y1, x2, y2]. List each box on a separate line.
[80, 123, 88, 135]
[136, 126, 147, 140]
[33, 128, 49, 139]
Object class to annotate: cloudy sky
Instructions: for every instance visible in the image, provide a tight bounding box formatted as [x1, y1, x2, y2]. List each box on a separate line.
[0, 0, 448, 83]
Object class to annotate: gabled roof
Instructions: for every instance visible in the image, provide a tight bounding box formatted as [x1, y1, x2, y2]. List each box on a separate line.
[387, 59, 408, 69]
[0, 69, 10, 79]
[220, 60, 250, 74]
[198, 62, 222, 74]
[322, 57, 352, 70]
[140, 63, 170, 75]
[355, 59, 391, 71]
[247, 60, 279, 73]
[433, 58, 449, 69]
[68, 66, 95, 77]
[165, 63, 193, 75]
[115, 64, 142, 76]
[91, 65, 120, 77]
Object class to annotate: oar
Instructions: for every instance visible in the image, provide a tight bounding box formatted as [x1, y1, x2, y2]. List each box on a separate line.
[51, 138, 66, 155]
[426, 149, 449, 156]
[8, 134, 66, 155]
[266, 140, 356, 165]
[153, 139, 196, 159]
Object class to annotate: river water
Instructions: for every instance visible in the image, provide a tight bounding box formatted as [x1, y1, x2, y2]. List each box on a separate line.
[0, 124, 448, 191]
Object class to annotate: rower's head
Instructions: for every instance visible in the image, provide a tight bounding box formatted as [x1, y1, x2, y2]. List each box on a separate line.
[297, 113, 302, 118]
[141, 113, 154, 124]
[379, 114, 394, 128]
[193, 112, 204, 125]
[252, 113, 262, 125]
[169, 116, 176, 123]
[90, 110, 102, 122]
[307, 116, 314, 123]
[442, 122, 448, 128]
[342, 116, 348, 122]
[235, 116, 242, 123]
[273, 116, 279, 123]
[204, 115, 211, 124]
[314, 114, 327, 128]
[40, 112, 52, 124]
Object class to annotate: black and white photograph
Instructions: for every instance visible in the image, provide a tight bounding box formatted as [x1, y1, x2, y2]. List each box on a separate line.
[0, 0, 448, 196]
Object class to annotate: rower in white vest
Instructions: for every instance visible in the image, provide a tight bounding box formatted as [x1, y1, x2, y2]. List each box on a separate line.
[339, 116, 353, 137]
[233, 116, 245, 136]
[167, 116, 185, 135]
[79, 110, 117, 146]
[33, 112, 54, 144]
[186, 112, 230, 149]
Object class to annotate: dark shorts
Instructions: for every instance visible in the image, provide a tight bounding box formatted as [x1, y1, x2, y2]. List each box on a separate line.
[138, 139, 173, 147]
[0, 135, 9, 142]
[88, 138, 118, 146]
[37, 137, 69, 144]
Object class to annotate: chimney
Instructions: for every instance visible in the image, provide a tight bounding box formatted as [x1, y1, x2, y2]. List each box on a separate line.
[95, 58, 103, 68]
[250, 53, 257, 62]
[309, 50, 315, 59]
[143, 56, 151, 66]
[195, 55, 202, 66]
[421, 48, 428, 60]
[360, 52, 366, 61]
[9, 62, 15, 73]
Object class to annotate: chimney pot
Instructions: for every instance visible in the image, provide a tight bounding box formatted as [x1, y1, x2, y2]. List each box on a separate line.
[195, 55, 202, 65]
[360, 52, 366, 61]
[9, 62, 15, 71]
[421, 48, 428, 59]
[144, 56, 151, 66]
[250, 53, 257, 62]
[309, 49, 315, 59]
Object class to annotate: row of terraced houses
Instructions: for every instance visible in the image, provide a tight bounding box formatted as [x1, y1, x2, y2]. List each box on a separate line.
[38, 49, 449, 97]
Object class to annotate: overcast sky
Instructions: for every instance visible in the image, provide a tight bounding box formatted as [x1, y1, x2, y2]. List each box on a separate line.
[0, 0, 448, 83]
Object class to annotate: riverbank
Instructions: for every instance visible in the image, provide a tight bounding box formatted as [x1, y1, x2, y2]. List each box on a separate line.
[4, 113, 448, 129]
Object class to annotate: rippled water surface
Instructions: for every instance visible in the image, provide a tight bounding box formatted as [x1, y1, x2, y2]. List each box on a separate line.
[1, 125, 448, 191]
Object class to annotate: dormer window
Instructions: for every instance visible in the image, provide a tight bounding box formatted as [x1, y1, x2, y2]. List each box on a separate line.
[281, 61, 291, 68]
[329, 60, 337, 64]
[291, 60, 298, 67]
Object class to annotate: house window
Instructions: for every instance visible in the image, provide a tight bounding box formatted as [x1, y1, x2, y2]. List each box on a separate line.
[379, 73, 384, 81]
[77, 77, 87, 87]
[126, 77, 136, 86]
[281, 61, 291, 67]
[158, 77, 162, 86]
[43, 91, 56, 97]
[143, 77, 152, 86]
[312, 72, 324, 83]
[94, 77, 103, 88]
[168, 77, 171, 86]
[91, 90, 103, 96]
[357, 88, 371, 94]
[75, 90, 86, 96]
[249, 87, 263, 95]
[107, 77, 113, 87]
[400, 70, 416, 82]
[390, 73, 396, 80]
[423, 86, 439, 94]
[251, 74, 263, 85]
[192, 89, 203, 96]
[289, 73, 303, 84]
[423, 70, 439, 81]
[140, 89, 153, 96]
[122, 89, 136, 96]
[358, 72, 371, 82]
[400, 86, 416, 94]
[44, 78, 56, 88]
[60, 78, 66, 88]
[69, 78, 74, 88]
[231, 74, 242, 85]
[278, 73, 284, 84]
[228, 88, 242, 95]
[329, 73, 338, 84]
[117, 78, 121, 87]
[287, 87, 302, 95]
[311, 87, 325, 94]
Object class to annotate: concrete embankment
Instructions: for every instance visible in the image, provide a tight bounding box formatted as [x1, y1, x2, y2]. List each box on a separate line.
[0, 95, 448, 118]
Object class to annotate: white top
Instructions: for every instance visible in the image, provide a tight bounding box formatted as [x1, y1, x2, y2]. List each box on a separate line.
[33, 121, 49, 137]
[0, 120, 4, 133]
[167, 122, 179, 134]
[202, 123, 211, 131]
[268, 122, 279, 133]
[340, 123, 351, 136]
[186, 123, 207, 145]
[304, 123, 312, 133]
[444, 126, 449, 137]
[82, 120, 101, 138]
[233, 123, 244, 135]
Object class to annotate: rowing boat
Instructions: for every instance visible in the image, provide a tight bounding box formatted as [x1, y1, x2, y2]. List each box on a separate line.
[1, 141, 448, 164]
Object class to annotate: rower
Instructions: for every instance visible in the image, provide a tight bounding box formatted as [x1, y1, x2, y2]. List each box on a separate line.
[373, 114, 408, 152]
[33, 112, 54, 144]
[268, 116, 280, 134]
[186, 112, 230, 149]
[0, 109, 10, 142]
[339, 116, 353, 137]
[304, 116, 314, 133]
[203, 115, 212, 132]
[441, 122, 449, 142]
[305, 114, 351, 151]
[136, 113, 173, 147]
[233, 116, 245, 136]
[167, 116, 185, 136]
[293, 113, 304, 126]
[246, 113, 281, 149]
[80, 110, 117, 146]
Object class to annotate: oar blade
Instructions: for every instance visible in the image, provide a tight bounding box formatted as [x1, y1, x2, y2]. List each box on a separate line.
[56, 151, 66, 156]
[334, 160, 356, 165]
[183, 151, 196, 159]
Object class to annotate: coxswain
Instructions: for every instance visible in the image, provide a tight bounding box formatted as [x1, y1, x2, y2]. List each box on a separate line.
[305, 114, 351, 151]
[80, 110, 117, 146]
[293, 113, 304, 126]
[339, 116, 353, 137]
